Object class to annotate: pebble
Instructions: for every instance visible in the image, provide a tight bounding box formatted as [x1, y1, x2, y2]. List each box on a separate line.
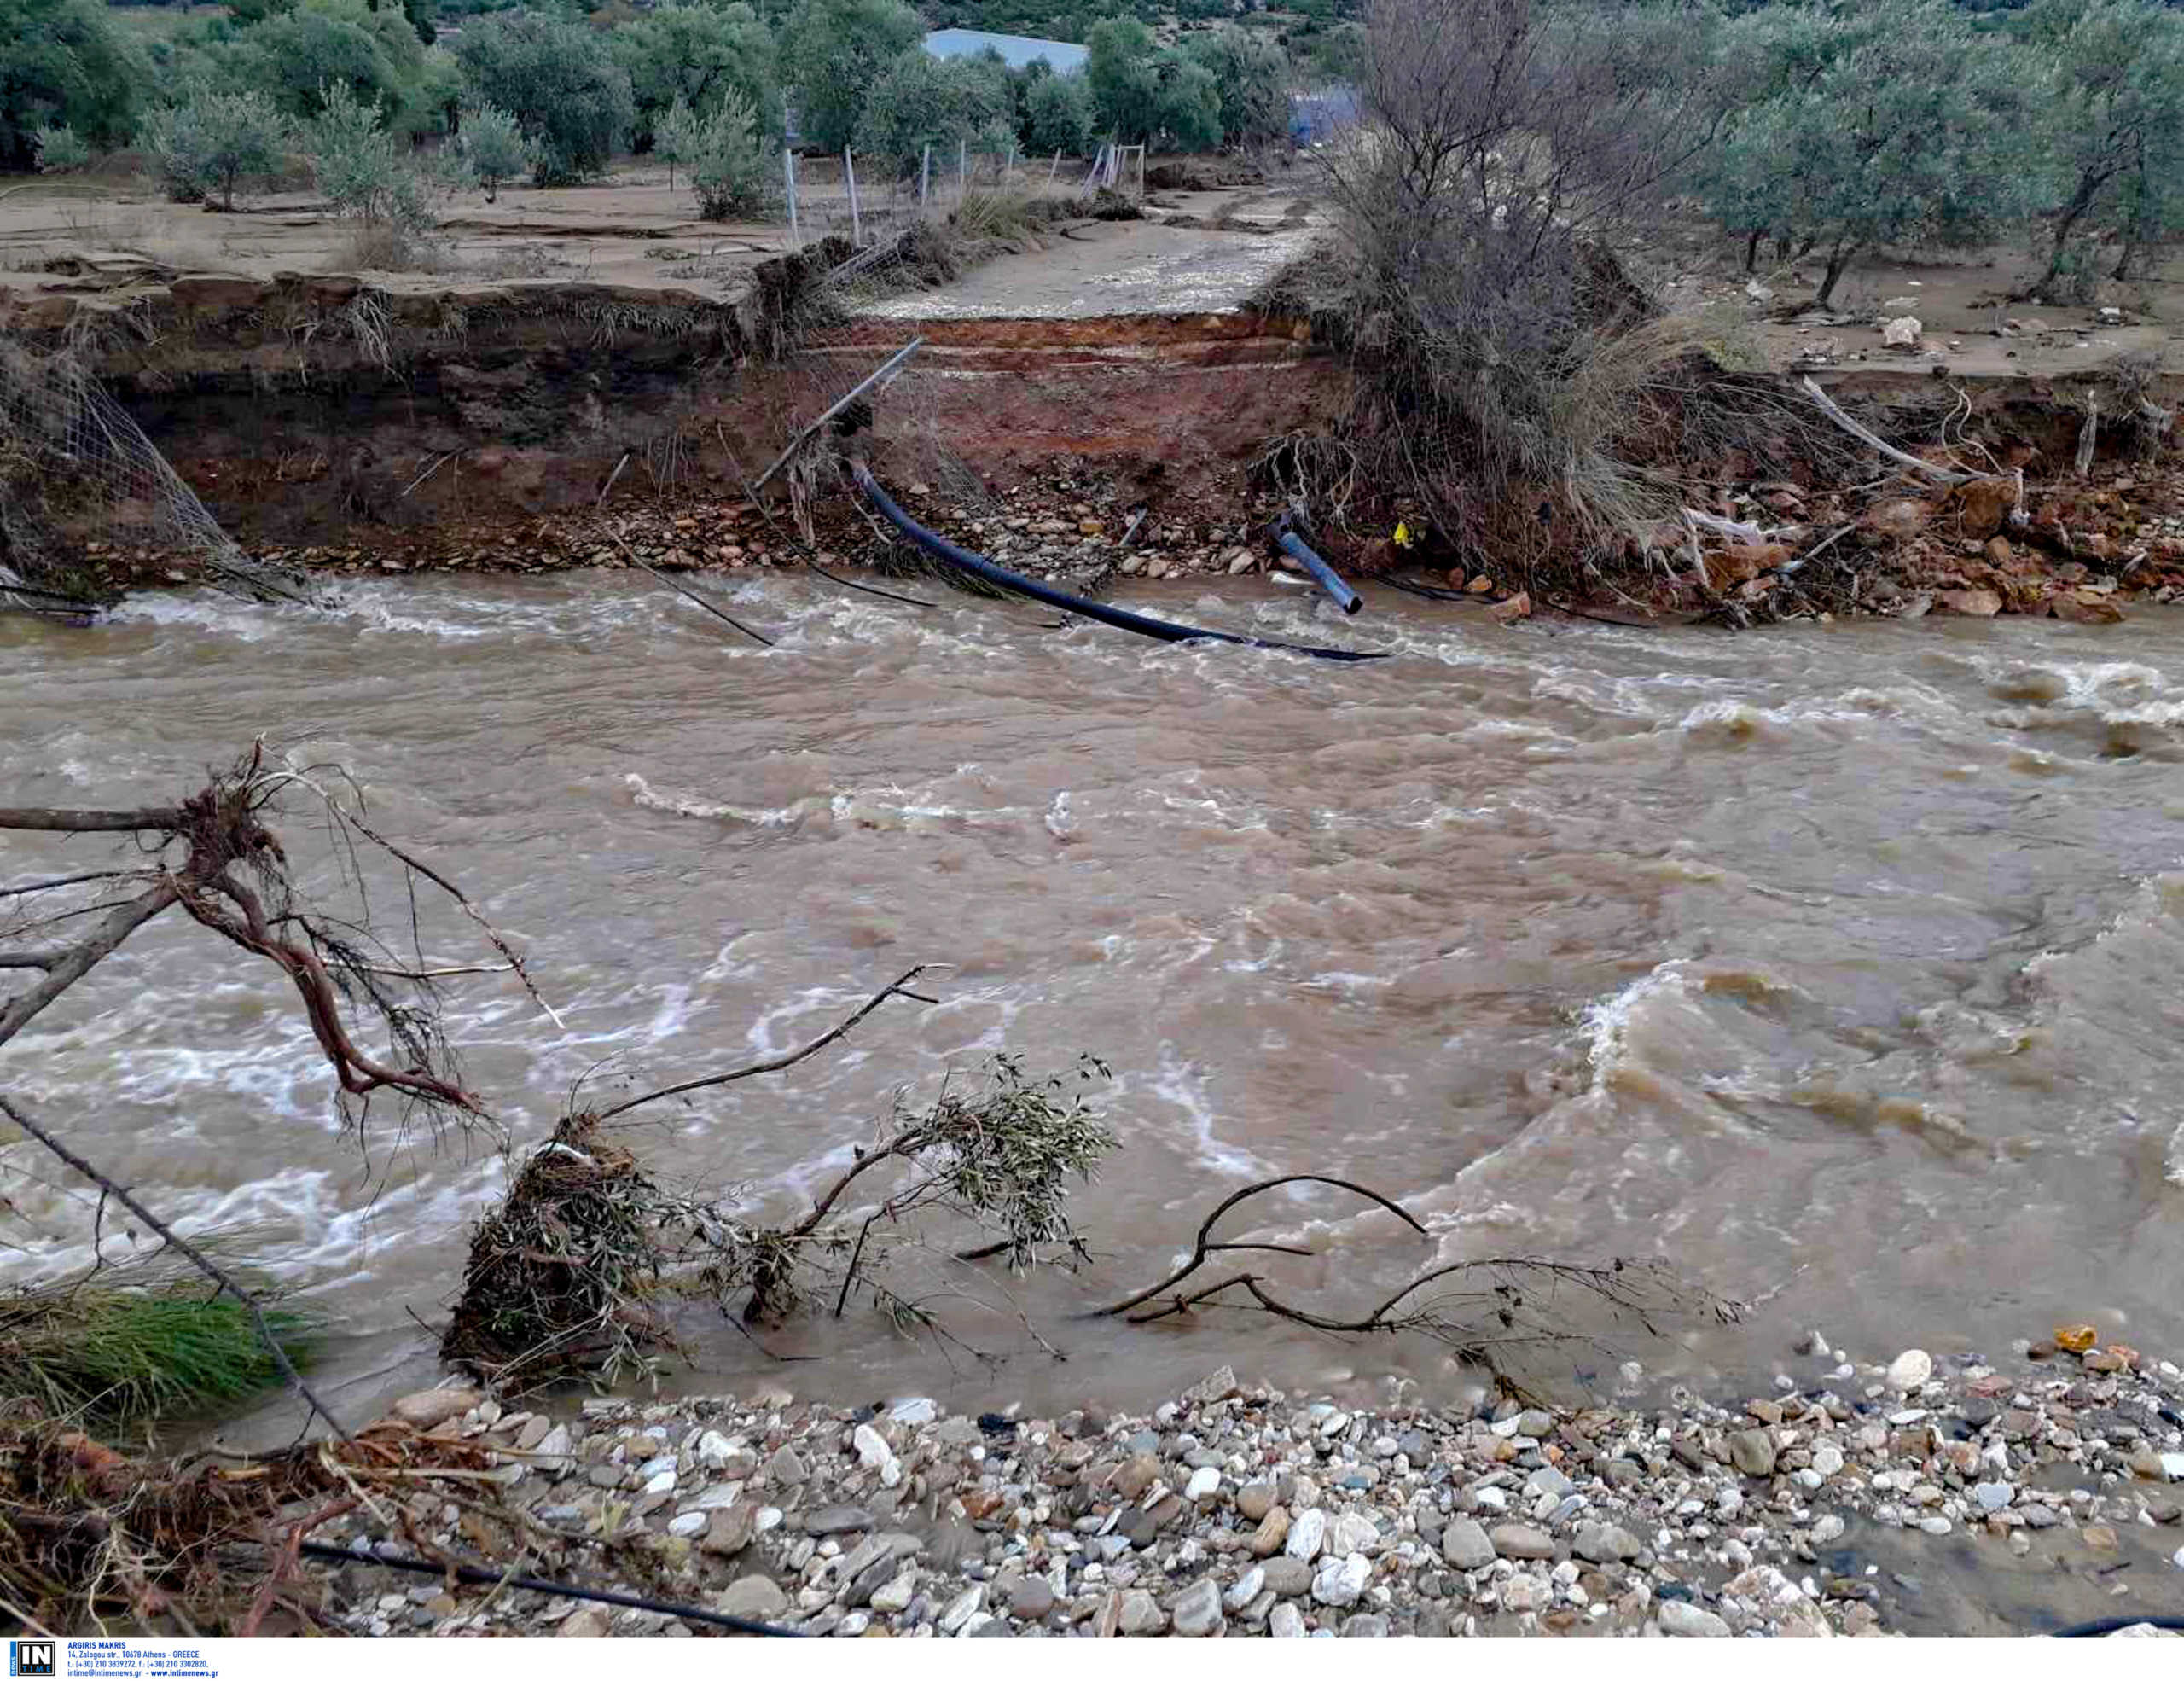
[1170, 1578, 1223, 1637]
[1184, 1465, 1221, 1503]
[1659, 1600, 1732, 1637]
[1311, 1552, 1369, 1608]
[1260, 1556, 1313, 1597]
[1442, 1517, 1496, 1570]
[1886, 1349, 1935, 1392]
[1489, 1523, 1555, 1561]
[1729, 1430, 1779, 1477]
[1269, 1602, 1307, 1638]
[1285, 1508, 1327, 1562]
[717, 1576, 788, 1619]
[1118, 1590, 1164, 1635]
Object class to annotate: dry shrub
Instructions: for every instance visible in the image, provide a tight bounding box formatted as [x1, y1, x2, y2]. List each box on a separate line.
[1311, 0, 1730, 576]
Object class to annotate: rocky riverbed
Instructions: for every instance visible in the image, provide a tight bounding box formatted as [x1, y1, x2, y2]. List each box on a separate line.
[319, 1330, 2184, 1640]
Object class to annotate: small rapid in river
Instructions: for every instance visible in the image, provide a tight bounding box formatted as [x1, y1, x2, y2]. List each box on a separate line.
[3, 573, 2181, 1422]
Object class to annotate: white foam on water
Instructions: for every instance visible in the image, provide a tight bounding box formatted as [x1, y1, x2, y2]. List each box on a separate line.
[624, 771, 812, 826]
[1138, 1044, 1269, 1178]
[1577, 960, 1693, 1096]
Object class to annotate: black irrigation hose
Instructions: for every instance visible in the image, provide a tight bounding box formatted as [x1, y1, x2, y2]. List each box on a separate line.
[2048, 1614, 2184, 1638]
[295, 1538, 805, 1637]
[851, 464, 1386, 664]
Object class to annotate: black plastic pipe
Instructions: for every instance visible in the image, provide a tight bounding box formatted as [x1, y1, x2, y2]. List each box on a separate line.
[1271, 516, 1362, 615]
[296, 1538, 804, 1637]
[851, 465, 1384, 663]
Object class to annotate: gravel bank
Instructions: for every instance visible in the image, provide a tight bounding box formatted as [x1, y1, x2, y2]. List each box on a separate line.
[325, 1334, 2184, 1639]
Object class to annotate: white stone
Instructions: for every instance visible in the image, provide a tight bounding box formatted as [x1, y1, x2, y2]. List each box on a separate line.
[1269, 1602, 1308, 1638]
[2160, 1452, 2184, 1482]
[667, 1511, 707, 1538]
[851, 1424, 894, 1470]
[1885, 1349, 1934, 1391]
[938, 1585, 985, 1633]
[644, 1469, 677, 1495]
[889, 1398, 938, 1427]
[1285, 1508, 1327, 1562]
[1329, 1512, 1379, 1558]
[1311, 1551, 1369, 1608]
[870, 1570, 917, 1614]
[1811, 1445, 1844, 1477]
[1185, 1466, 1221, 1502]
[1659, 1599, 1731, 1637]
[1224, 1567, 1265, 1611]
[694, 1431, 735, 1469]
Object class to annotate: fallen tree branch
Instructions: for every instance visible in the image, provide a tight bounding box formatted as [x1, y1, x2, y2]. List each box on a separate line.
[1798, 375, 1989, 487]
[0, 1091, 350, 1440]
[593, 964, 938, 1123]
[1097, 1174, 1427, 1318]
[752, 339, 923, 492]
[0, 807, 183, 833]
[0, 882, 178, 1048]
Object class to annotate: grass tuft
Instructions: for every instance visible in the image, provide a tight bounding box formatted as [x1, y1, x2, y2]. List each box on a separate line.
[0, 1279, 317, 1430]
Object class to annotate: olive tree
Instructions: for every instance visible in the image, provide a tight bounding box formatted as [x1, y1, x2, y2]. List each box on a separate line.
[854, 48, 1014, 172]
[1, 0, 145, 172]
[654, 96, 700, 189]
[1700, 1, 2050, 305]
[229, 0, 438, 132]
[687, 89, 773, 220]
[608, 1, 780, 153]
[144, 90, 290, 211]
[778, 0, 923, 154]
[457, 103, 534, 201]
[1086, 18, 1222, 149]
[1021, 73, 1094, 156]
[2013, 0, 2184, 292]
[454, 13, 632, 186]
[32, 125, 92, 173]
[1183, 29, 1292, 148]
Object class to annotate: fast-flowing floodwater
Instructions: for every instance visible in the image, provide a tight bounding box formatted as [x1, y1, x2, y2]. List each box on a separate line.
[3, 573, 2181, 1430]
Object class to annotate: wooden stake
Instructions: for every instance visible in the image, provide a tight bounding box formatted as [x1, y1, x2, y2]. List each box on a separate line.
[845, 148, 861, 245]
[784, 149, 799, 246]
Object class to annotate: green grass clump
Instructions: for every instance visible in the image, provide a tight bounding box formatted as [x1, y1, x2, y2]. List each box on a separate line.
[0, 1283, 317, 1430]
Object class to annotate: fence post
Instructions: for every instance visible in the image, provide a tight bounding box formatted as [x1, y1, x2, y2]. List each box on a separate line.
[1048, 148, 1060, 187]
[845, 148, 861, 245]
[958, 137, 967, 204]
[920, 144, 931, 217]
[784, 149, 798, 246]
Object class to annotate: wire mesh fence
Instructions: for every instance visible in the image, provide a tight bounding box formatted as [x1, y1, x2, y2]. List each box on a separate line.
[0, 340, 321, 614]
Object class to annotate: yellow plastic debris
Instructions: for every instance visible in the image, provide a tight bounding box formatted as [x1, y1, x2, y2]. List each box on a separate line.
[2053, 1325, 2097, 1352]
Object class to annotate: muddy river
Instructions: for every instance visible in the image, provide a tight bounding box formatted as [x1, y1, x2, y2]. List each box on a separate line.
[3, 574, 2181, 1429]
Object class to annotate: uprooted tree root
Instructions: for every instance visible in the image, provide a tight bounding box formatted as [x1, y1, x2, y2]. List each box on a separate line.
[0, 1404, 516, 1636]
